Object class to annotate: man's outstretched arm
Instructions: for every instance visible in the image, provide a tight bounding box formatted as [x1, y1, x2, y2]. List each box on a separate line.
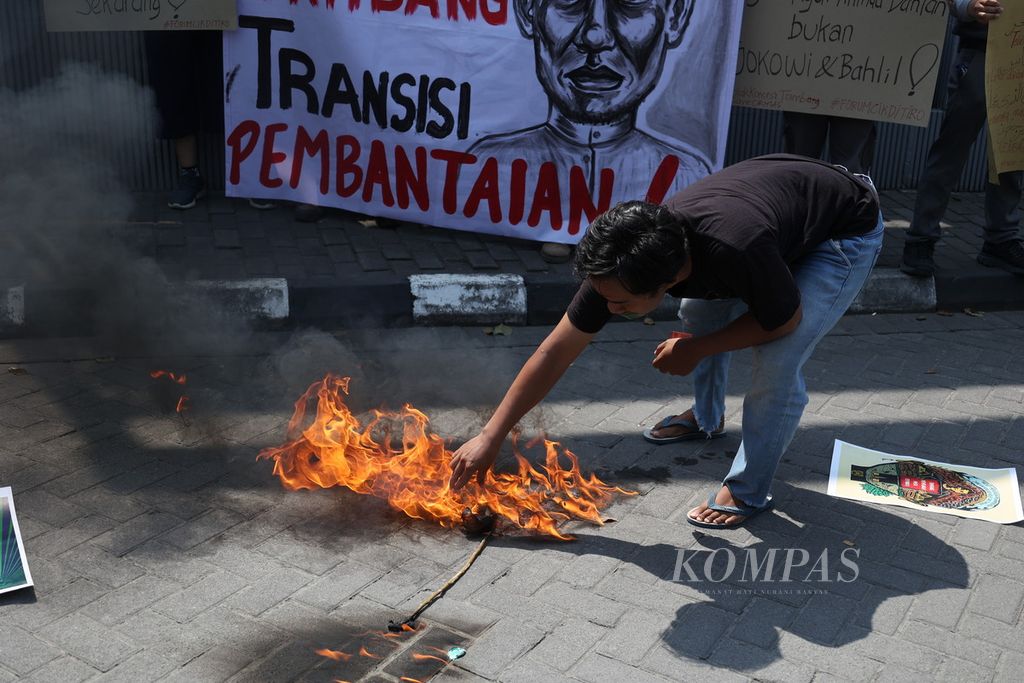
[449, 314, 595, 490]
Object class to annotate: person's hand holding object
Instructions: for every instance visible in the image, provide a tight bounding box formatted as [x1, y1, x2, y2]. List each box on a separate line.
[969, 0, 1003, 23]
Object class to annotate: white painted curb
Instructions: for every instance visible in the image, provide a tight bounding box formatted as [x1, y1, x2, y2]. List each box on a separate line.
[186, 278, 289, 321]
[409, 274, 526, 324]
[0, 284, 25, 328]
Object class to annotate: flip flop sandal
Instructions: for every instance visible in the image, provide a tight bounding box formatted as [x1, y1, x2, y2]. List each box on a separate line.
[686, 492, 774, 529]
[642, 414, 726, 445]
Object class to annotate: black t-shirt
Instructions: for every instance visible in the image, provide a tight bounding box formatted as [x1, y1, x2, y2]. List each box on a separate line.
[567, 154, 879, 334]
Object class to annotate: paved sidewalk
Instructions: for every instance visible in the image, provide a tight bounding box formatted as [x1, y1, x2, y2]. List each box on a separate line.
[1, 312, 1022, 681]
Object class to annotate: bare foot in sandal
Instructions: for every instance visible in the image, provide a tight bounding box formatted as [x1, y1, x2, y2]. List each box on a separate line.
[687, 485, 774, 528]
[688, 485, 748, 526]
[650, 408, 699, 439]
[644, 409, 725, 443]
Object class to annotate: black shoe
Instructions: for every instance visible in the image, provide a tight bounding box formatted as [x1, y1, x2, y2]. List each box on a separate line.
[978, 240, 1024, 275]
[167, 167, 205, 210]
[900, 241, 935, 277]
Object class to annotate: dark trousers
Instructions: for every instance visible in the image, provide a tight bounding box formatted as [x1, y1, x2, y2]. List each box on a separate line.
[783, 113, 877, 175]
[907, 48, 1023, 246]
[143, 31, 223, 140]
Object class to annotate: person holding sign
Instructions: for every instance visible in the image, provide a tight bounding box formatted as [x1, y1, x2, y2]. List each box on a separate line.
[782, 113, 876, 175]
[449, 155, 883, 528]
[901, 0, 1024, 277]
[144, 32, 274, 212]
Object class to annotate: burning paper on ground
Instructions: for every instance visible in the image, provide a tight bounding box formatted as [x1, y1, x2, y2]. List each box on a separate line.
[259, 374, 635, 540]
[1, 487, 33, 595]
[828, 440, 1024, 524]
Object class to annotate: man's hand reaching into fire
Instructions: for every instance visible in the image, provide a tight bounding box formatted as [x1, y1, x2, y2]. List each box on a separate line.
[448, 315, 592, 491]
[449, 433, 501, 490]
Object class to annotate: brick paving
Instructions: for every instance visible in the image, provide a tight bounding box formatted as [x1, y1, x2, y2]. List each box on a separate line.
[1, 311, 1023, 681]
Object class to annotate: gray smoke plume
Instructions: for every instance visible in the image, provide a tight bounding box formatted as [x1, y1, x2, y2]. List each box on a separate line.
[0, 63, 257, 356]
[0, 63, 537, 445]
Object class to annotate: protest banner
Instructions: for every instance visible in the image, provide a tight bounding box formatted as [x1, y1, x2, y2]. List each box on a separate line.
[986, 6, 1024, 175]
[733, 0, 949, 127]
[223, 0, 743, 243]
[43, 0, 237, 32]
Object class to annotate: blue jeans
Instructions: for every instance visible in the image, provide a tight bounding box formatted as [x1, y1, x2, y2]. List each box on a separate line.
[678, 214, 884, 509]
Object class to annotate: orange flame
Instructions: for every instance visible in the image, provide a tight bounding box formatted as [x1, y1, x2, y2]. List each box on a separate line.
[258, 374, 635, 540]
[152, 370, 190, 416]
[412, 653, 449, 664]
[358, 646, 380, 659]
[150, 370, 187, 385]
[315, 649, 352, 662]
[400, 678, 423, 683]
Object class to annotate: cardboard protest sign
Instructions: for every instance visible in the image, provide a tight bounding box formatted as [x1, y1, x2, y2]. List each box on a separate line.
[828, 440, 1024, 524]
[223, 0, 743, 243]
[1, 487, 33, 595]
[733, 0, 949, 127]
[985, 6, 1024, 175]
[44, 0, 237, 32]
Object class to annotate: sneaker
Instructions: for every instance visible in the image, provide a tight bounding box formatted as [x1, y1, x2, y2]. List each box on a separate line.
[978, 240, 1024, 275]
[540, 242, 572, 264]
[248, 197, 275, 210]
[167, 167, 205, 210]
[900, 241, 935, 277]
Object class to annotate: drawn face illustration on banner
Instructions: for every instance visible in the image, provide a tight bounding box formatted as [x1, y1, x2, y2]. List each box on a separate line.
[465, 0, 709, 239]
[516, 0, 694, 124]
[223, 1, 742, 244]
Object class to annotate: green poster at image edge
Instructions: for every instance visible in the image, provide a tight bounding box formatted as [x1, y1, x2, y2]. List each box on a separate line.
[0, 488, 32, 594]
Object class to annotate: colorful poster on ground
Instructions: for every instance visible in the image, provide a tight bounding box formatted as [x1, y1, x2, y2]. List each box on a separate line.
[733, 0, 948, 127]
[985, 6, 1024, 175]
[1, 487, 33, 595]
[223, 1, 743, 244]
[43, 0, 237, 32]
[828, 440, 1024, 524]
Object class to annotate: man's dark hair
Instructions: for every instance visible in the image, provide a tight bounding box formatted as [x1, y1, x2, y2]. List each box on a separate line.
[573, 201, 690, 295]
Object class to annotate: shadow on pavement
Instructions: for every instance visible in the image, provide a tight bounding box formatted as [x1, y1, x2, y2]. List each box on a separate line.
[497, 484, 970, 671]
[0, 329, 1002, 678]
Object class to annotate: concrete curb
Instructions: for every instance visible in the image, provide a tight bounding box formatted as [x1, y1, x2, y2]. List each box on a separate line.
[0, 268, 952, 337]
[934, 269, 1024, 310]
[1, 279, 288, 337]
[0, 284, 25, 329]
[409, 274, 526, 325]
[850, 268, 936, 313]
[516, 268, 936, 326]
[186, 278, 290, 321]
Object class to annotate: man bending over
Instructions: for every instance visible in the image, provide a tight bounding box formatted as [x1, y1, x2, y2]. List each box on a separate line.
[450, 154, 883, 528]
